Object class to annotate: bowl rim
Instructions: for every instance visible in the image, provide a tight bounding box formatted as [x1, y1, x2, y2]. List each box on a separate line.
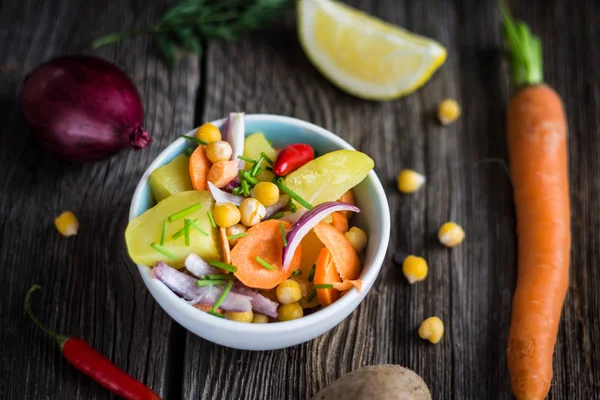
[129, 113, 391, 335]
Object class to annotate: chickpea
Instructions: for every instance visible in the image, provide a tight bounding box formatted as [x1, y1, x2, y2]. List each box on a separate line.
[226, 223, 247, 247]
[224, 310, 253, 323]
[239, 198, 266, 227]
[213, 202, 241, 228]
[345, 227, 368, 253]
[196, 123, 222, 143]
[206, 141, 233, 163]
[251, 182, 280, 207]
[276, 279, 303, 304]
[278, 302, 303, 322]
[252, 313, 270, 324]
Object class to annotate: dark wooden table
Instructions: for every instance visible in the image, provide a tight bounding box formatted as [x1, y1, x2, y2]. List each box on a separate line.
[1, 0, 599, 399]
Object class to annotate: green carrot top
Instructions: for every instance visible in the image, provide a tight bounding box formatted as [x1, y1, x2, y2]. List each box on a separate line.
[501, 4, 543, 88]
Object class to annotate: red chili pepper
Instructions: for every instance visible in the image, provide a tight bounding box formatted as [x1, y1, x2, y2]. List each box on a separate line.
[25, 285, 162, 400]
[272, 143, 314, 176]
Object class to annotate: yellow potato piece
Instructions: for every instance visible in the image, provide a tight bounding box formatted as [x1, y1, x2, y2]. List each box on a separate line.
[149, 154, 193, 202]
[243, 133, 277, 182]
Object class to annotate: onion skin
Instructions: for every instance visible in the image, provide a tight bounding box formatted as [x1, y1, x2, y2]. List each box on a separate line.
[21, 55, 151, 161]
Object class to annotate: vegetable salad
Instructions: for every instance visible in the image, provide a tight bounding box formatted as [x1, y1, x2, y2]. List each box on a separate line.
[125, 112, 374, 323]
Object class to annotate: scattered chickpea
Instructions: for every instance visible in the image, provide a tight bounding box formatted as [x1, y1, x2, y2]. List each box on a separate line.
[402, 255, 428, 284]
[196, 123, 222, 143]
[54, 211, 79, 237]
[206, 141, 233, 163]
[252, 313, 270, 324]
[213, 202, 241, 228]
[251, 182, 280, 207]
[397, 169, 426, 193]
[225, 224, 247, 247]
[345, 227, 368, 253]
[438, 222, 465, 247]
[437, 98, 461, 125]
[239, 198, 266, 227]
[224, 310, 253, 323]
[278, 302, 304, 322]
[418, 317, 444, 344]
[276, 279, 303, 304]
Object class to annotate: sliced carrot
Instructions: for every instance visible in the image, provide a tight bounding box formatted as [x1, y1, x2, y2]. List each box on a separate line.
[300, 230, 324, 276]
[194, 304, 222, 313]
[330, 212, 349, 234]
[231, 220, 302, 289]
[331, 279, 362, 292]
[207, 160, 239, 188]
[338, 190, 355, 219]
[314, 248, 341, 306]
[312, 222, 361, 280]
[218, 226, 231, 264]
[189, 146, 212, 190]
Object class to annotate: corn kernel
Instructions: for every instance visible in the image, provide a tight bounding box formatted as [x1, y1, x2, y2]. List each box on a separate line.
[213, 202, 241, 228]
[397, 169, 426, 193]
[418, 317, 444, 344]
[54, 211, 78, 237]
[402, 255, 428, 284]
[438, 222, 465, 247]
[438, 98, 461, 125]
[224, 310, 253, 323]
[239, 198, 266, 227]
[226, 223, 247, 247]
[206, 141, 233, 163]
[345, 227, 367, 253]
[251, 182, 280, 207]
[196, 123, 222, 143]
[276, 279, 303, 304]
[278, 302, 303, 322]
[252, 313, 270, 324]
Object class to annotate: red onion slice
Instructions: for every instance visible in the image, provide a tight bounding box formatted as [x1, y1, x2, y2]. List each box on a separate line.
[264, 195, 290, 218]
[185, 254, 220, 277]
[222, 112, 245, 190]
[208, 182, 244, 206]
[232, 282, 279, 319]
[154, 262, 252, 312]
[280, 209, 307, 224]
[282, 202, 360, 270]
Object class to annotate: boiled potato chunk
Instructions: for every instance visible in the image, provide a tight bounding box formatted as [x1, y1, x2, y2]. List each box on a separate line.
[284, 150, 374, 208]
[243, 133, 277, 182]
[126, 190, 219, 268]
[149, 154, 193, 202]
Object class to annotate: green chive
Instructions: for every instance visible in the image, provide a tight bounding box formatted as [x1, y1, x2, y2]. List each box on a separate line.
[307, 290, 317, 303]
[207, 211, 216, 228]
[189, 219, 210, 236]
[291, 269, 302, 277]
[314, 284, 334, 289]
[267, 140, 273, 146]
[196, 279, 227, 287]
[289, 201, 297, 213]
[252, 167, 263, 178]
[184, 219, 191, 246]
[242, 171, 258, 186]
[160, 220, 167, 246]
[250, 155, 264, 176]
[185, 147, 195, 156]
[266, 211, 284, 220]
[181, 135, 208, 146]
[203, 274, 235, 281]
[307, 264, 316, 282]
[151, 243, 178, 261]
[212, 280, 234, 311]
[168, 203, 202, 222]
[237, 155, 256, 164]
[241, 180, 250, 196]
[255, 256, 277, 271]
[232, 187, 242, 196]
[280, 222, 287, 247]
[227, 232, 248, 240]
[265, 166, 273, 172]
[172, 218, 200, 239]
[260, 152, 274, 165]
[209, 260, 237, 273]
[275, 178, 313, 210]
[208, 310, 225, 318]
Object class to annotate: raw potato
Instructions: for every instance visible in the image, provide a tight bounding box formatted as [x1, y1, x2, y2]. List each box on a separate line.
[311, 365, 431, 400]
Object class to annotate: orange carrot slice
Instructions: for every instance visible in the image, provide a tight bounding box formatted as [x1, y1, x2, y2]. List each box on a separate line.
[218, 227, 231, 264]
[330, 212, 349, 234]
[331, 279, 362, 292]
[314, 248, 341, 306]
[338, 190, 356, 219]
[299, 230, 324, 276]
[232, 220, 302, 289]
[312, 222, 361, 280]
[189, 146, 212, 190]
[207, 160, 239, 188]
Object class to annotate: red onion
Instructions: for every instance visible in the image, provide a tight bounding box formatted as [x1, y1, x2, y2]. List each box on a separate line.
[208, 182, 244, 206]
[20, 55, 151, 161]
[223, 112, 245, 190]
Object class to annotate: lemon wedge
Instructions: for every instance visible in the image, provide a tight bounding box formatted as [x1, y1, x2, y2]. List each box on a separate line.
[298, 0, 447, 100]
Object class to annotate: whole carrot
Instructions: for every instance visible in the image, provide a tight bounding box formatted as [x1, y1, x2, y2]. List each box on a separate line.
[502, 7, 571, 400]
[25, 285, 162, 400]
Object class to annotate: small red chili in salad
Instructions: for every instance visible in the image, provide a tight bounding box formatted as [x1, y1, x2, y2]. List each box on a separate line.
[24, 285, 162, 400]
[272, 143, 314, 176]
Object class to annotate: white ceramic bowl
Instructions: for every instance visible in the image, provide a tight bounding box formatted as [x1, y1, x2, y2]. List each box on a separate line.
[129, 114, 390, 350]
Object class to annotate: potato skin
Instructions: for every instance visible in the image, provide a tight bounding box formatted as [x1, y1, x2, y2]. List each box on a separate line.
[311, 365, 431, 400]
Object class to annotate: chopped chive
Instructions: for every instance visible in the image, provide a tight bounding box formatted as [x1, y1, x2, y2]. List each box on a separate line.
[242, 171, 258, 186]
[266, 211, 284, 220]
[181, 135, 208, 146]
[314, 284, 334, 289]
[260, 152, 274, 165]
[265, 166, 273, 172]
[212, 280, 234, 312]
[151, 243, 178, 261]
[184, 219, 191, 246]
[280, 222, 287, 247]
[203, 274, 235, 281]
[209, 260, 238, 273]
[249, 155, 264, 176]
[172, 218, 200, 239]
[160, 220, 167, 246]
[189, 220, 210, 236]
[168, 203, 202, 222]
[196, 279, 227, 287]
[275, 178, 313, 210]
[207, 211, 216, 228]
[289, 201, 297, 213]
[252, 167, 263, 178]
[227, 232, 248, 240]
[232, 187, 242, 196]
[208, 310, 225, 318]
[307, 264, 316, 282]
[255, 256, 278, 271]
[185, 147, 195, 156]
[241, 180, 250, 196]
[267, 139, 273, 146]
[307, 290, 317, 303]
[291, 269, 302, 277]
[237, 155, 256, 164]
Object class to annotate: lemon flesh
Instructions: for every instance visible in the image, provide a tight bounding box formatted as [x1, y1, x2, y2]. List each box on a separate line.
[298, 0, 447, 100]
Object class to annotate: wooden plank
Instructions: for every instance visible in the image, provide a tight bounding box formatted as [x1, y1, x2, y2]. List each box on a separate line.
[0, 0, 199, 398]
